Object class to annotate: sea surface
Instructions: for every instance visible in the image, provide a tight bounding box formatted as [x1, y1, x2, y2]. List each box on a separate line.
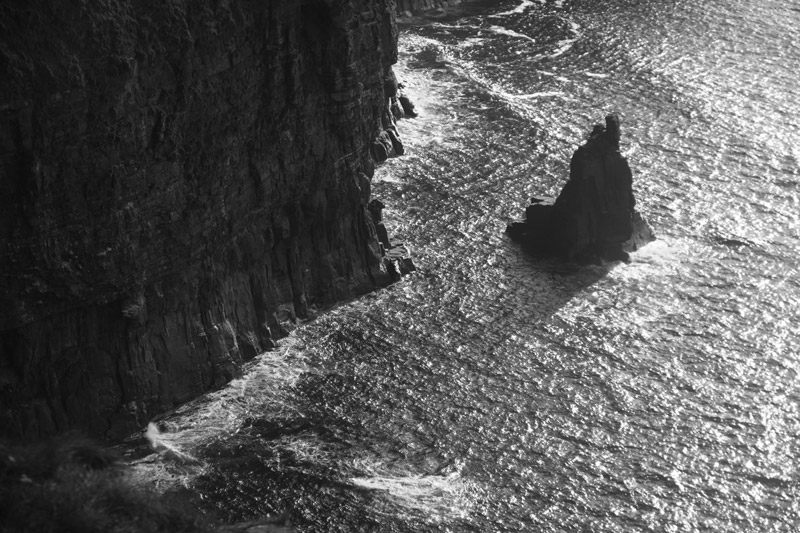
[129, 1, 800, 531]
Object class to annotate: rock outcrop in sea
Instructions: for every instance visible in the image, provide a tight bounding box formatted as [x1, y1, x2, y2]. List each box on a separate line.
[507, 114, 655, 262]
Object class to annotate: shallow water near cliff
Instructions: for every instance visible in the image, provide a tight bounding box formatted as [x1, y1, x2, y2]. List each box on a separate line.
[128, 0, 800, 530]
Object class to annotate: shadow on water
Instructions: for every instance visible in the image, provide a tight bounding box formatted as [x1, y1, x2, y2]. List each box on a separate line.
[192, 428, 381, 532]
[153, 2, 630, 527]
[178, 240, 616, 531]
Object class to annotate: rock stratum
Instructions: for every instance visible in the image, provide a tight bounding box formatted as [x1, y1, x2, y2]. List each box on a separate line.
[0, 0, 407, 439]
[508, 115, 655, 262]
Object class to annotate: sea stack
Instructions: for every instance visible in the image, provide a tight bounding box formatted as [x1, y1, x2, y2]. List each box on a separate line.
[507, 114, 655, 262]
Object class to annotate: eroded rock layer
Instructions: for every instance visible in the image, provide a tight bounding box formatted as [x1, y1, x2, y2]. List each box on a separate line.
[0, 0, 400, 439]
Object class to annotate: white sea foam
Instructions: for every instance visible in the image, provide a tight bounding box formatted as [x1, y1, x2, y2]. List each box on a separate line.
[144, 422, 200, 464]
[493, 0, 537, 17]
[506, 91, 568, 99]
[487, 25, 536, 43]
[128, 336, 311, 490]
[548, 21, 582, 58]
[350, 459, 475, 523]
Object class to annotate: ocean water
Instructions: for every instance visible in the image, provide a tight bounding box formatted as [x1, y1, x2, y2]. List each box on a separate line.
[128, 1, 800, 531]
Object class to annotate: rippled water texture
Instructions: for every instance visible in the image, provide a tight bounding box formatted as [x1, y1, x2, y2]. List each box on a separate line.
[128, 1, 800, 531]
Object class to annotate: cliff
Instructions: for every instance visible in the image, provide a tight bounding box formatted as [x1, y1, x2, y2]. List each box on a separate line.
[0, 0, 402, 439]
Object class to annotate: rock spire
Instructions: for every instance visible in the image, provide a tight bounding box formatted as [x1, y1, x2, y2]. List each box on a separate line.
[508, 114, 655, 262]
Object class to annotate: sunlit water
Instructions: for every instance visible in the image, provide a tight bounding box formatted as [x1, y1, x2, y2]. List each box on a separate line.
[127, 1, 800, 531]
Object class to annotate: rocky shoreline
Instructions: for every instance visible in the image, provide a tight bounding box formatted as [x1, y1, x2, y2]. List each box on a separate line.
[0, 0, 653, 443]
[0, 2, 662, 532]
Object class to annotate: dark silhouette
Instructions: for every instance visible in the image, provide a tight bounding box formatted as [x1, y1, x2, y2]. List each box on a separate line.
[508, 114, 654, 262]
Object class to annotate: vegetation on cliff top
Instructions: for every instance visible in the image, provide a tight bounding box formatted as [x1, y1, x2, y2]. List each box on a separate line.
[0, 433, 210, 533]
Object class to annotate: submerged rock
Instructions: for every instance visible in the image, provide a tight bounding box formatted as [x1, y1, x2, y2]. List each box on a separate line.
[507, 114, 655, 262]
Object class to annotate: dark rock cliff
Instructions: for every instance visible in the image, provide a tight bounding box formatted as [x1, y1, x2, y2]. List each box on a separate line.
[0, 0, 401, 439]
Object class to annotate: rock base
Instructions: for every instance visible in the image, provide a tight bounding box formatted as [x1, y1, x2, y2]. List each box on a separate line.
[507, 198, 656, 264]
[384, 241, 416, 280]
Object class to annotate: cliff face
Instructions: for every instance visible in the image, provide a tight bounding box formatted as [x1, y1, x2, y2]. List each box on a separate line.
[0, 0, 400, 439]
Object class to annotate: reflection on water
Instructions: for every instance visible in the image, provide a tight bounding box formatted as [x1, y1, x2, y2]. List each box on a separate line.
[127, 0, 800, 531]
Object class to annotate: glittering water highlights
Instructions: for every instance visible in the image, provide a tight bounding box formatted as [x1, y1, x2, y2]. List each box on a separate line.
[127, 0, 800, 531]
